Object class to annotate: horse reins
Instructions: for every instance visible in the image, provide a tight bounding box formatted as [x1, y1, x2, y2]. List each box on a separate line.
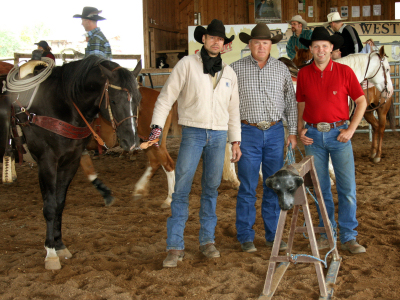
[71, 65, 137, 149]
[363, 51, 390, 112]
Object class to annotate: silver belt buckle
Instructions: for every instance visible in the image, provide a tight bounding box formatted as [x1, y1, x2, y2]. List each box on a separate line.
[316, 122, 331, 132]
[257, 121, 271, 130]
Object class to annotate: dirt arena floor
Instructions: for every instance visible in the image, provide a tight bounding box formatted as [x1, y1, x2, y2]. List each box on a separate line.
[0, 132, 399, 300]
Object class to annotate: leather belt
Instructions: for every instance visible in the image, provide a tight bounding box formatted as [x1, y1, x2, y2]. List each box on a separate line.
[307, 120, 346, 132]
[241, 120, 280, 130]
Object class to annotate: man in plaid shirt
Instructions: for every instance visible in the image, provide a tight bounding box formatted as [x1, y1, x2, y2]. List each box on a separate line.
[230, 23, 297, 253]
[74, 7, 112, 60]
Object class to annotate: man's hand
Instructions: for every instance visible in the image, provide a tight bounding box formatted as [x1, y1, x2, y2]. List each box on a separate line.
[148, 127, 162, 147]
[286, 134, 297, 149]
[298, 128, 313, 145]
[337, 128, 355, 143]
[231, 143, 242, 163]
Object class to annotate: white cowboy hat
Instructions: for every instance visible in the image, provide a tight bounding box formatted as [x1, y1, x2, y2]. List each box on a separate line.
[324, 12, 347, 26]
[287, 15, 307, 28]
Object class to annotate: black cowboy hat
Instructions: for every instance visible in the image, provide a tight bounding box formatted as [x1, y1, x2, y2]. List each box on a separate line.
[239, 23, 283, 44]
[194, 19, 234, 45]
[300, 26, 343, 49]
[73, 7, 106, 21]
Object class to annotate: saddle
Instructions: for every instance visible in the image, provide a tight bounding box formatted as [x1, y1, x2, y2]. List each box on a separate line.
[19, 60, 49, 79]
[278, 57, 299, 78]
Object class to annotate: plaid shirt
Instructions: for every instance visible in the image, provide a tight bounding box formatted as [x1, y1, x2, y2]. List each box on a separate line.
[85, 27, 112, 60]
[230, 55, 297, 135]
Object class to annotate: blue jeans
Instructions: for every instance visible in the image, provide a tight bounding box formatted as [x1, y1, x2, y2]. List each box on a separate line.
[236, 122, 285, 243]
[304, 123, 358, 244]
[166, 126, 227, 250]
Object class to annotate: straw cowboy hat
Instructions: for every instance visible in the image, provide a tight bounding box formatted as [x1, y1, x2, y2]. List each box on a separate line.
[323, 12, 347, 26]
[194, 19, 234, 45]
[73, 7, 106, 21]
[239, 23, 282, 44]
[287, 15, 307, 28]
[300, 26, 344, 49]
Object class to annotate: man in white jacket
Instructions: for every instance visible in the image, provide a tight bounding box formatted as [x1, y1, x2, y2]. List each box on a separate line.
[149, 19, 242, 268]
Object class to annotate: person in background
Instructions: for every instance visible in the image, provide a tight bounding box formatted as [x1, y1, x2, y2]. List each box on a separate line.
[149, 19, 242, 268]
[34, 41, 55, 61]
[73, 7, 112, 60]
[325, 12, 363, 57]
[286, 15, 312, 60]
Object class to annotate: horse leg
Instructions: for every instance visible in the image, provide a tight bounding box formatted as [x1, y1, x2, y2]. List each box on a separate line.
[133, 148, 160, 200]
[222, 142, 240, 189]
[374, 105, 390, 163]
[37, 159, 62, 270]
[152, 144, 175, 208]
[80, 150, 114, 206]
[364, 111, 379, 160]
[53, 164, 79, 260]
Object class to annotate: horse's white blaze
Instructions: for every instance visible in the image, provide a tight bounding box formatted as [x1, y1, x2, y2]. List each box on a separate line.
[129, 101, 137, 149]
[134, 165, 153, 194]
[161, 166, 175, 207]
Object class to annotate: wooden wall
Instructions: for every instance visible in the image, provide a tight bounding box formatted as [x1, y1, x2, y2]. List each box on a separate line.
[143, 0, 397, 68]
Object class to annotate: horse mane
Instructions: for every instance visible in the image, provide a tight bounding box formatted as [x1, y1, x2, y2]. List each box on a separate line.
[58, 56, 107, 101]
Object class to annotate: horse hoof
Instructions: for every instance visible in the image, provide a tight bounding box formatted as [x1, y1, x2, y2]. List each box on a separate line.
[129, 155, 137, 161]
[370, 153, 377, 159]
[161, 202, 171, 208]
[373, 157, 381, 163]
[104, 195, 115, 206]
[56, 248, 72, 259]
[45, 256, 61, 270]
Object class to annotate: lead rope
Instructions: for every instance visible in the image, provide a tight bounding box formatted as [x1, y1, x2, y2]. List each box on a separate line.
[284, 145, 337, 268]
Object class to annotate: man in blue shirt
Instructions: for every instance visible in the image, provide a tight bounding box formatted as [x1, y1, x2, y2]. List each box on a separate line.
[73, 7, 112, 60]
[286, 15, 312, 60]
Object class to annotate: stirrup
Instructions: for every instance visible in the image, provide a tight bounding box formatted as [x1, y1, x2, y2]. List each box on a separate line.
[2, 155, 15, 183]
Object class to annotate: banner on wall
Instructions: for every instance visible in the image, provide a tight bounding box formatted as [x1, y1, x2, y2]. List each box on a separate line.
[188, 22, 400, 65]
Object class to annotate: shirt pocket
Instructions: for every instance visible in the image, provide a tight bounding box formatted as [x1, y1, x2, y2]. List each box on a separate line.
[327, 84, 346, 104]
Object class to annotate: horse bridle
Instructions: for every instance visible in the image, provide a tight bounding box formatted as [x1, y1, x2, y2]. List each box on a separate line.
[363, 51, 390, 112]
[73, 65, 138, 149]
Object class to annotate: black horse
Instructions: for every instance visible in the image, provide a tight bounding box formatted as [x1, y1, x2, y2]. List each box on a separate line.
[0, 56, 142, 269]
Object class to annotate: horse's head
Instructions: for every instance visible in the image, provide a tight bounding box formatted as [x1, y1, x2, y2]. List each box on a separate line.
[265, 168, 304, 211]
[365, 47, 393, 99]
[97, 60, 142, 151]
[292, 47, 312, 68]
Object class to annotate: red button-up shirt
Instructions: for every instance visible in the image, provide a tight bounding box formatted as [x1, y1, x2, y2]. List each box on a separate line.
[296, 59, 364, 124]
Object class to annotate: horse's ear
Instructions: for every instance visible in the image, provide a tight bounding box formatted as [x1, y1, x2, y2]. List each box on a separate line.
[379, 45, 385, 58]
[295, 46, 299, 52]
[98, 64, 113, 79]
[132, 60, 142, 78]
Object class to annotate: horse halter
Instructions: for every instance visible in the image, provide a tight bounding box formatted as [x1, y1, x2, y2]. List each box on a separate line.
[98, 66, 137, 131]
[363, 51, 390, 112]
[72, 64, 138, 149]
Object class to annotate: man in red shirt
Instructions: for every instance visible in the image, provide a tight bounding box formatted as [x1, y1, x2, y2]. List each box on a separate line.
[297, 27, 367, 254]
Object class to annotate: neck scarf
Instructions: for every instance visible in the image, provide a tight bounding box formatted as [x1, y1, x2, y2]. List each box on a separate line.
[200, 46, 222, 77]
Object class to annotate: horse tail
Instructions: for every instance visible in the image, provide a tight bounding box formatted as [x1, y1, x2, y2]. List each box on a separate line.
[387, 99, 398, 134]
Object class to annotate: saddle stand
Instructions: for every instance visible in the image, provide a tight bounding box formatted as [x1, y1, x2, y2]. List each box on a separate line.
[259, 156, 341, 300]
